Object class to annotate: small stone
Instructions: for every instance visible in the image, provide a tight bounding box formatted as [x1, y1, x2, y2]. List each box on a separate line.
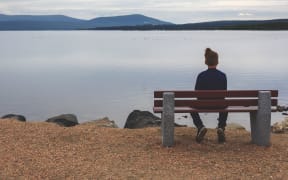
[272, 122, 284, 133]
[226, 123, 246, 130]
[82, 117, 118, 128]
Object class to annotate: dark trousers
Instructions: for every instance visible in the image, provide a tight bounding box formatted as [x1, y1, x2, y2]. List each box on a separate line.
[191, 112, 228, 129]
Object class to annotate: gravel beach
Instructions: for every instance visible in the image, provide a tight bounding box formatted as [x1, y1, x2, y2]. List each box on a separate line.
[1, 120, 288, 179]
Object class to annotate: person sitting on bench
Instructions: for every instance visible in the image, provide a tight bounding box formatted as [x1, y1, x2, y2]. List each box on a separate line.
[191, 48, 228, 143]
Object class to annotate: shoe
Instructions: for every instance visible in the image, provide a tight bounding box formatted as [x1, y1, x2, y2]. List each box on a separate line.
[217, 127, 226, 143]
[196, 126, 207, 143]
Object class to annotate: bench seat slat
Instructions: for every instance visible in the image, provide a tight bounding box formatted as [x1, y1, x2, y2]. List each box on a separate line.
[154, 90, 278, 98]
[154, 99, 278, 107]
[153, 106, 278, 113]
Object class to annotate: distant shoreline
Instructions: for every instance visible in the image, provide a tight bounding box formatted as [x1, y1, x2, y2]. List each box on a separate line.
[88, 20, 288, 31]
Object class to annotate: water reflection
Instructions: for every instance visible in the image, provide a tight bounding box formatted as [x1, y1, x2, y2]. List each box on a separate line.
[0, 31, 287, 128]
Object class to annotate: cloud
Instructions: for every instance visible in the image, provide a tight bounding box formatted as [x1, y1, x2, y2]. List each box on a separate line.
[238, 12, 254, 17]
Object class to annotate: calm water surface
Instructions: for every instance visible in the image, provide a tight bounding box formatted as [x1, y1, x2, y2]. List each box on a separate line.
[0, 31, 287, 128]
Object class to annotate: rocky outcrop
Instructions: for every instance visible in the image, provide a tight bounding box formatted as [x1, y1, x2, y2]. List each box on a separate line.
[46, 114, 79, 127]
[1, 114, 26, 122]
[277, 105, 288, 112]
[272, 117, 288, 133]
[124, 110, 161, 129]
[124, 110, 186, 129]
[82, 117, 118, 128]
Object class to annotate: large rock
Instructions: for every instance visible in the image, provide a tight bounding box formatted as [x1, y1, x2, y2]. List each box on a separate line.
[124, 110, 161, 129]
[46, 114, 79, 127]
[124, 110, 186, 129]
[272, 117, 288, 133]
[1, 114, 26, 122]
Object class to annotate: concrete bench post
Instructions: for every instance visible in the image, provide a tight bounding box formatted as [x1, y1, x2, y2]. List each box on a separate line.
[250, 91, 271, 146]
[161, 92, 175, 147]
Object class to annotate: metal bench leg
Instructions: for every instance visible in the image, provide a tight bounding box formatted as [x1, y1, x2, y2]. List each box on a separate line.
[250, 91, 271, 146]
[161, 92, 175, 147]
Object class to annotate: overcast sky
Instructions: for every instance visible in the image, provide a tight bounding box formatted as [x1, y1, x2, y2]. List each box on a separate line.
[0, 0, 287, 23]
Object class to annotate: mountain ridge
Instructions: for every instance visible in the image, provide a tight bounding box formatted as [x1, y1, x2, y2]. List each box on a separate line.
[92, 19, 288, 30]
[0, 14, 172, 30]
[0, 13, 287, 30]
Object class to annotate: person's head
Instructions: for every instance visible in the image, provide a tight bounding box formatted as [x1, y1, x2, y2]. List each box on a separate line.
[205, 48, 218, 67]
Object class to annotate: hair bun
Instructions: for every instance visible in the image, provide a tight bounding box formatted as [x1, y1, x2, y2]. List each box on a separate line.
[205, 48, 212, 53]
[205, 48, 213, 57]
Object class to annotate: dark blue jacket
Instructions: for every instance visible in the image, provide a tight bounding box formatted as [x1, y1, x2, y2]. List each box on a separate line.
[195, 68, 227, 90]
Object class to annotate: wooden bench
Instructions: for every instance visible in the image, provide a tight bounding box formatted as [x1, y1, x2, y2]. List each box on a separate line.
[153, 90, 278, 147]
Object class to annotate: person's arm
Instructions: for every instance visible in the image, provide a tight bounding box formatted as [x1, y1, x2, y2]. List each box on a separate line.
[224, 74, 227, 90]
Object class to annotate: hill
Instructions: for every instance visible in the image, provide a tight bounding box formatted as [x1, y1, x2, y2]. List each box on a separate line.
[88, 14, 172, 27]
[93, 19, 288, 30]
[0, 14, 172, 30]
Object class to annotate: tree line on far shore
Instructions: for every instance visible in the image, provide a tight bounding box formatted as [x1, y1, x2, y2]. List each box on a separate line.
[90, 19, 288, 31]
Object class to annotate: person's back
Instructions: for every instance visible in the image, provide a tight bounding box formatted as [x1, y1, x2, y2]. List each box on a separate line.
[195, 68, 227, 90]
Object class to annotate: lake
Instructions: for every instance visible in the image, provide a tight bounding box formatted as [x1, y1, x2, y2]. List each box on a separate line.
[0, 31, 287, 129]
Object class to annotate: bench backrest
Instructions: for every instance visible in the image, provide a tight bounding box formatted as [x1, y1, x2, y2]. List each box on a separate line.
[153, 90, 278, 113]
